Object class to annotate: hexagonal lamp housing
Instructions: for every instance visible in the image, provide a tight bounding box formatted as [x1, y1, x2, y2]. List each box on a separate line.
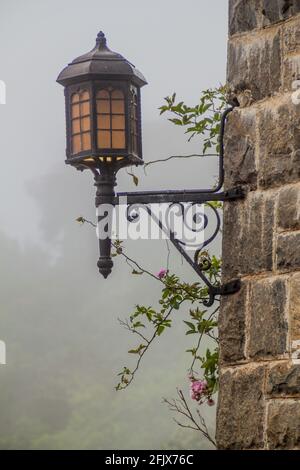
[57, 31, 147, 172]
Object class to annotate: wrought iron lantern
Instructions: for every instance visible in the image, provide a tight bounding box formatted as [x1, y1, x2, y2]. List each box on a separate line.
[57, 31, 147, 278]
[57, 30, 244, 307]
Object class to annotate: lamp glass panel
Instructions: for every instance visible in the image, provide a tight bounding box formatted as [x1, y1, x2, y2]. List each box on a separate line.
[71, 93, 80, 103]
[98, 130, 111, 148]
[81, 101, 90, 116]
[112, 131, 125, 149]
[72, 134, 81, 153]
[81, 117, 90, 131]
[97, 115, 110, 129]
[96, 88, 126, 150]
[81, 90, 89, 101]
[111, 100, 124, 114]
[72, 119, 80, 134]
[111, 90, 124, 99]
[97, 90, 110, 99]
[72, 104, 80, 118]
[70, 89, 91, 155]
[82, 132, 91, 150]
[112, 115, 125, 130]
[97, 100, 110, 114]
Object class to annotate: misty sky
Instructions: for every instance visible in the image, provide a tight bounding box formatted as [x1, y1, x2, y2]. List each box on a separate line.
[0, 0, 228, 450]
[0, 0, 228, 247]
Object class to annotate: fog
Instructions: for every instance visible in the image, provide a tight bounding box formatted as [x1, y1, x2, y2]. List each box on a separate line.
[0, 0, 228, 449]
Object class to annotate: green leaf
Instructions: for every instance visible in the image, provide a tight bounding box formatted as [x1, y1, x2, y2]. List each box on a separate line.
[132, 269, 143, 275]
[128, 344, 146, 354]
[183, 321, 196, 331]
[157, 325, 165, 336]
[132, 321, 145, 329]
[127, 173, 139, 186]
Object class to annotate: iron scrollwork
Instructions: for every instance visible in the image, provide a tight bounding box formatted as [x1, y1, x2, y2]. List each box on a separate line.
[124, 198, 240, 307]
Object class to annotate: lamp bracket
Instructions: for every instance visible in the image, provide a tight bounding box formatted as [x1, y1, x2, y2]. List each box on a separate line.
[114, 185, 244, 307]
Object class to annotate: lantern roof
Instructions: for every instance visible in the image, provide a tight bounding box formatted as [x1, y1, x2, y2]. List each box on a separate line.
[57, 31, 147, 87]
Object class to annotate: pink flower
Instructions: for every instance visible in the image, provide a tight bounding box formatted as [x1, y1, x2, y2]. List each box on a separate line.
[190, 390, 198, 400]
[192, 380, 207, 393]
[189, 380, 207, 401]
[207, 398, 215, 407]
[157, 268, 167, 279]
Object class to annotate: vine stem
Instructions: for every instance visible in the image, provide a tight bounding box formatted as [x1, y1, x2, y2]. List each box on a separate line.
[118, 298, 186, 390]
[189, 306, 219, 373]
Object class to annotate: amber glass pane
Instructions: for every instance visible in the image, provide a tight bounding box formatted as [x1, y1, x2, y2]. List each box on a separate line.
[81, 90, 89, 101]
[112, 115, 125, 130]
[81, 117, 90, 131]
[97, 90, 110, 99]
[82, 132, 91, 150]
[71, 93, 80, 103]
[72, 104, 80, 118]
[111, 100, 124, 114]
[112, 90, 124, 99]
[72, 134, 81, 153]
[97, 100, 110, 114]
[72, 119, 81, 134]
[97, 115, 110, 129]
[81, 101, 90, 116]
[112, 131, 125, 149]
[98, 130, 111, 148]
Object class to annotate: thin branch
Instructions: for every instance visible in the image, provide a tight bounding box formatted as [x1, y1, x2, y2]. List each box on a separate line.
[113, 244, 161, 283]
[118, 318, 150, 345]
[78, 218, 161, 282]
[143, 153, 218, 173]
[163, 389, 216, 447]
[78, 217, 96, 228]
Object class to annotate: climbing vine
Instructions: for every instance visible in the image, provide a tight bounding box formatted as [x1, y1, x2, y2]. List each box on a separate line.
[78, 86, 226, 447]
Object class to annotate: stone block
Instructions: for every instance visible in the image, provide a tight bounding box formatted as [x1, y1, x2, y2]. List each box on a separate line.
[227, 30, 282, 103]
[216, 365, 266, 449]
[219, 282, 247, 364]
[222, 200, 243, 281]
[267, 400, 300, 449]
[258, 98, 300, 188]
[248, 278, 288, 358]
[229, 1, 300, 36]
[262, 1, 300, 26]
[277, 185, 300, 231]
[290, 273, 300, 341]
[283, 16, 300, 55]
[229, 0, 263, 36]
[282, 9, 300, 89]
[224, 108, 258, 190]
[222, 192, 275, 280]
[277, 232, 300, 271]
[266, 361, 300, 396]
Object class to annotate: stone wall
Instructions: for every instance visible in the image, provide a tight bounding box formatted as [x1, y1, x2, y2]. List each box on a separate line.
[216, 0, 300, 450]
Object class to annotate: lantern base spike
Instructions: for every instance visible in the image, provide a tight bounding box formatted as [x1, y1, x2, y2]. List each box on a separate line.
[97, 256, 113, 279]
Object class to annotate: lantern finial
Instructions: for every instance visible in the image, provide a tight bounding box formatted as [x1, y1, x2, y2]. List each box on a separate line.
[96, 31, 107, 48]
